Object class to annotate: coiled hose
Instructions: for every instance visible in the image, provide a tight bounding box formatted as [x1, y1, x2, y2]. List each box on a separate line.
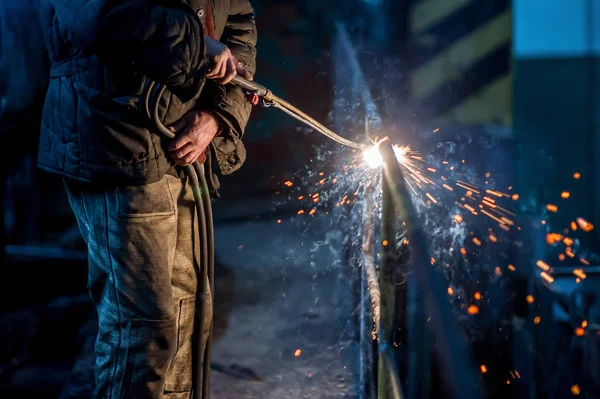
[142, 80, 214, 399]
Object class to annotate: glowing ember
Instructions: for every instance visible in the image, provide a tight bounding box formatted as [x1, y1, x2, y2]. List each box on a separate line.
[447, 287, 454, 295]
[454, 215, 463, 223]
[576, 217, 594, 232]
[467, 305, 479, 315]
[582, 320, 588, 328]
[480, 364, 488, 374]
[526, 295, 534, 304]
[536, 260, 550, 271]
[534, 316, 541, 324]
[571, 384, 581, 395]
[474, 292, 482, 300]
[382, 240, 389, 247]
[277, 219, 282, 224]
[573, 269, 587, 280]
[561, 191, 571, 199]
[546, 233, 564, 245]
[540, 271, 554, 283]
[546, 204, 558, 213]
[574, 328, 585, 337]
[508, 264, 516, 271]
[573, 172, 581, 179]
[294, 349, 302, 357]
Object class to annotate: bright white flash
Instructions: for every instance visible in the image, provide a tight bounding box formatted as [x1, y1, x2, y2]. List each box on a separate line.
[362, 144, 409, 169]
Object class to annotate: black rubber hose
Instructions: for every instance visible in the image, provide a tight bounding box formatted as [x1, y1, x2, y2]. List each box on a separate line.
[148, 83, 212, 399]
[195, 162, 215, 399]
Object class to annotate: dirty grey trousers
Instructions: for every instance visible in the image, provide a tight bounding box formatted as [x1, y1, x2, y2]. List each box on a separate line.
[64, 174, 213, 399]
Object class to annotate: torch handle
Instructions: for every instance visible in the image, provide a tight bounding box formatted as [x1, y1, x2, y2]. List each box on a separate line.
[230, 75, 268, 97]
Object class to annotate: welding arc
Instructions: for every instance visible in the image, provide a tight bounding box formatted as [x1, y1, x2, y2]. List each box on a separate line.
[230, 75, 366, 150]
[142, 80, 214, 399]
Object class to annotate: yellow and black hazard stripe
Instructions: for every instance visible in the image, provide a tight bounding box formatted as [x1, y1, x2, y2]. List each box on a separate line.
[408, 0, 512, 125]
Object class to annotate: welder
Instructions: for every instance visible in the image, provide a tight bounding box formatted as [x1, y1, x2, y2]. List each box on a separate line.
[36, 1, 256, 398]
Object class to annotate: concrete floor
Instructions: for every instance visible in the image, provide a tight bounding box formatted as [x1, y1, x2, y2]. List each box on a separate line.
[209, 214, 359, 398]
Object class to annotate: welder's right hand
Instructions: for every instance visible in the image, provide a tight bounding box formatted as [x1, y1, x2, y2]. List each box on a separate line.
[205, 35, 253, 85]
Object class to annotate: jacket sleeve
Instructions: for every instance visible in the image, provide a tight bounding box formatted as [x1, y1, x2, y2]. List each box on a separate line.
[53, 0, 207, 91]
[201, 0, 257, 138]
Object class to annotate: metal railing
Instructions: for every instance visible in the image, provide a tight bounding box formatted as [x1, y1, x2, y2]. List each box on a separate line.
[359, 139, 482, 399]
[331, 24, 483, 398]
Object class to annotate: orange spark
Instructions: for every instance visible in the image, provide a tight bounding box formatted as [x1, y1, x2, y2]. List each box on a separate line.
[571, 221, 578, 231]
[546, 233, 564, 245]
[558, 254, 566, 261]
[480, 364, 488, 373]
[536, 260, 550, 271]
[427, 168, 436, 173]
[576, 217, 594, 232]
[309, 209, 316, 216]
[486, 189, 503, 197]
[474, 292, 482, 300]
[472, 237, 482, 246]
[563, 237, 574, 246]
[382, 240, 389, 247]
[526, 295, 534, 304]
[454, 215, 463, 223]
[460, 248, 467, 256]
[575, 328, 585, 337]
[571, 384, 581, 395]
[489, 234, 498, 243]
[546, 204, 558, 213]
[534, 316, 541, 324]
[540, 271, 554, 283]
[298, 196, 304, 200]
[294, 349, 302, 357]
[573, 269, 587, 279]
[582, 320, 588, 328]
[425, 193, 438, 204]
[512, 194, 519, 200]
[580, 258, 590, 266]
[332, 178, 338, 184]
[447, 287, 454, 295]
[508, 264, 516, 271]
[443, 184, 454, 191]
[561, 191, 571, 199]
[284, 181, 293, 187]
[277, 219, 282, 224]
[467, 305, 479, 315]
[433, 128, 440, 133]
[573, 172, 581, 179]
[297, 210, 305, 215]
[495, 266, 502, 276]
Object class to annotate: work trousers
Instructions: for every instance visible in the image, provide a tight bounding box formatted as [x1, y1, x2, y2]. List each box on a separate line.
[64, 174, 213, 399]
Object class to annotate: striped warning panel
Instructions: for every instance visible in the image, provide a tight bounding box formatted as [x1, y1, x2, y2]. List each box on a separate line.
[409, 0, 512, 126]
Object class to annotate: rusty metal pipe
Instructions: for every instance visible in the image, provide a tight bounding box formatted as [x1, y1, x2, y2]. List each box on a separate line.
[378, 138, 481, 399]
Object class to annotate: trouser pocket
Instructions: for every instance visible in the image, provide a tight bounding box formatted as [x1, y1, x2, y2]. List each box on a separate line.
[165, 297, 196, 393]
[121, 318, 177, 399]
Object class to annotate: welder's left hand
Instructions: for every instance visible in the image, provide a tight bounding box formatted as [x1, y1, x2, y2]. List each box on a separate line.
[167, 110, 222, 165]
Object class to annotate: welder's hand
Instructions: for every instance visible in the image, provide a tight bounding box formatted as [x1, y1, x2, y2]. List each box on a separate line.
[205, 35, 253, 84]
[167, 110, 221, 165]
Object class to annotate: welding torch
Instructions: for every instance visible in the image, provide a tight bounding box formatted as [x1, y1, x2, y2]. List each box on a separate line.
[229, 75, 367, 151]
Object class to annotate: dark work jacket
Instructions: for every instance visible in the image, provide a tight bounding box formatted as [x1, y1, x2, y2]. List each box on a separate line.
[37, 0, 257, 186]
